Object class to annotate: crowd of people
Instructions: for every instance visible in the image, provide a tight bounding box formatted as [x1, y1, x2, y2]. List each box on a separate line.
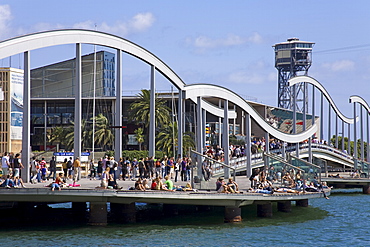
[247, 167, 329, 198]
[0, 150, 330, 199]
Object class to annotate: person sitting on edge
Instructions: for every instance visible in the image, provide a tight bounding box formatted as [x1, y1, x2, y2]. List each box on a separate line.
[216, 177, 225, 191]
[216, 177, 232, 193]
[142, 179, 150, 189]
[13, 176, 26, 188]
[151, 177, 159, 190]
[227, 178, 240, 193]
[51, 173, 64, 191]
[164, 175, 174, 190]
[1, 175, 14, 188]
[135, 177, 146, 191]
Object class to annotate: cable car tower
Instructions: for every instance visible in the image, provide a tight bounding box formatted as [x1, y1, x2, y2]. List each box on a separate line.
[273, 38, 314, 112]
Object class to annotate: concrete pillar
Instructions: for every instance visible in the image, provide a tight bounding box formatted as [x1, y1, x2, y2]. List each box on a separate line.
[296, 199, 309, 207]
[245, 113, 252, 179]
[17, 202, 35, 222]
[149, 65, 156, 158]
[224, 206, 242, 223]
[196, 205, 211, 212]
[22, 51, 31, 183]
[177, 90, 183, 158]
[89, 202, 107, 226]
[74, 43, 82, 159]
[71, 202, 87, 223]
[362, 185, 370, 194]
[114, 50, 123, 162]
[277, 201, 292, 213]
[223, 99, 230, 179]
[110, 203, 136, 223]
[163, 204, 179, 216]
[257, 203, 272, 217]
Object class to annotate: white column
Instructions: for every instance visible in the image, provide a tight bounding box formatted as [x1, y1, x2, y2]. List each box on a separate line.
[74, 43, 82, 159]
[196, 97, 203, 179]
[223, 99, 230, 179]
[177, 90, 183, 158]
[114, 50, 122, 162]
[245, 112, 252, 178]
[149, 65, 155, 158]
[196, 97, 203, 154]
[22, 51, 31, 183]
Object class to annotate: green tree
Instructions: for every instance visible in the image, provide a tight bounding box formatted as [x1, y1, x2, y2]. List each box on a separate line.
[49, 126, 66, 147]
[134, 127, 145, 151]
[129, 89, 171, 149]
[94, 114, 114, 150]
[156, 121, 195, 157]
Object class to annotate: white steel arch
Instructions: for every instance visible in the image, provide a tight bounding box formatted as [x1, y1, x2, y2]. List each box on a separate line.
[350, 95, 370, 113]
[0, 29, 186, 90]
[185, 83, 318, 143]
[288, 75, 355, 124]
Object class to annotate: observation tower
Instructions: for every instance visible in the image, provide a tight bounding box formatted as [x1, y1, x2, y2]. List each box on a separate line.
[273, 38, 314, 111]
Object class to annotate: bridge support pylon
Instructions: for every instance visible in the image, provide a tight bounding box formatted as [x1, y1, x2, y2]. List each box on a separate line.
[362, 184, 370, 194]
[110, 203, 136, 223]
[257, 203, 273, 217]
[163, 204, 179, 216]
[296, 199, 309, 207]
[224, 206, 242, 222]
[88, 202, 107, 226]
[277, 201, 292, 212]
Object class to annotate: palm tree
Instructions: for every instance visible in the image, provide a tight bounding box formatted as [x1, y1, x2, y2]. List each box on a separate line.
[134, 127, 145, 151]
[94, 114, 114, 150]
[129, 89, 171, 128]
[62, 119, 93, 151]
[156, 121, 195, 157]
[49, 126, 66, 146]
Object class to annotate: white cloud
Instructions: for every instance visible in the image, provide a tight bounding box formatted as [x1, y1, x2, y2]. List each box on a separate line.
[72, 12, 155, 36]
[322, 59, 355, 72]
[0, 7, 155, 40]
[129, 12, 155, 32]
[187, 32, 263, 50]
[226, 61, 275, 85]
[0, 5, 12, 39]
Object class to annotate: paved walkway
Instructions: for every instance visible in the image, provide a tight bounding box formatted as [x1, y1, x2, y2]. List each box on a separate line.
[22, 175, 251, 191]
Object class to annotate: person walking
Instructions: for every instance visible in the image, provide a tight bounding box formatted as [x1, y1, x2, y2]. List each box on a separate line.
[13, 153, 24, 178]
[73, 157, 81, 182]
[1, 152, 10, 179]
[47, 156, 57, 180]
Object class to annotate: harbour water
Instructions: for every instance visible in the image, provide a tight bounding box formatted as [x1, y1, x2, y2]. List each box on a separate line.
[0, 189, 368, 246]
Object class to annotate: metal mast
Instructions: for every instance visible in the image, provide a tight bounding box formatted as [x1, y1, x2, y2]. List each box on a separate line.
[273, 38, 314, 112]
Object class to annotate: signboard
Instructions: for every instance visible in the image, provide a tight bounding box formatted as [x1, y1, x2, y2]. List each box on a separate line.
[10, 70, 23, 140]
[127, 134, 139, 145]
[53, 152, 90, 162]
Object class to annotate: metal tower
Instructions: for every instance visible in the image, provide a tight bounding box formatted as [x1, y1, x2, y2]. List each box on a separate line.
[273, 38, 314, 111]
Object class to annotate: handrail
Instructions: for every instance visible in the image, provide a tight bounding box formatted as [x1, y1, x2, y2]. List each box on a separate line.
[263, 152, 304, 172]
[190, 149, 236, 180]
[287, 153, 321, 169]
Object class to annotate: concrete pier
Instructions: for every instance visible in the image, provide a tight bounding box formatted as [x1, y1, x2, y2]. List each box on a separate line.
[277, 201, 292, 212]
[89, 202, 107, 226]
[72, 202, 86, 221]
[224, 206, 242, 222]
[110, 203, 136, 223]
[362, 185, 370, 194]
[257, 203, 273, 217]
[163, 204, 179, 216]
[296, 199, 309, 207]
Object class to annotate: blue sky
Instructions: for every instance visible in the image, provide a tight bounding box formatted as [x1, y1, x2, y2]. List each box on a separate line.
[0, 1, 370, 117]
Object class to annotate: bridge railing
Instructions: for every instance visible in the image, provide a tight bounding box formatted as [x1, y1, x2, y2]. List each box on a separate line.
[190, 150, 237, 181]
[356, 160, 370, 178]
[263, 152, 307, 188]
[209, 142, 355, 177]
[287, 153, 322, 182]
